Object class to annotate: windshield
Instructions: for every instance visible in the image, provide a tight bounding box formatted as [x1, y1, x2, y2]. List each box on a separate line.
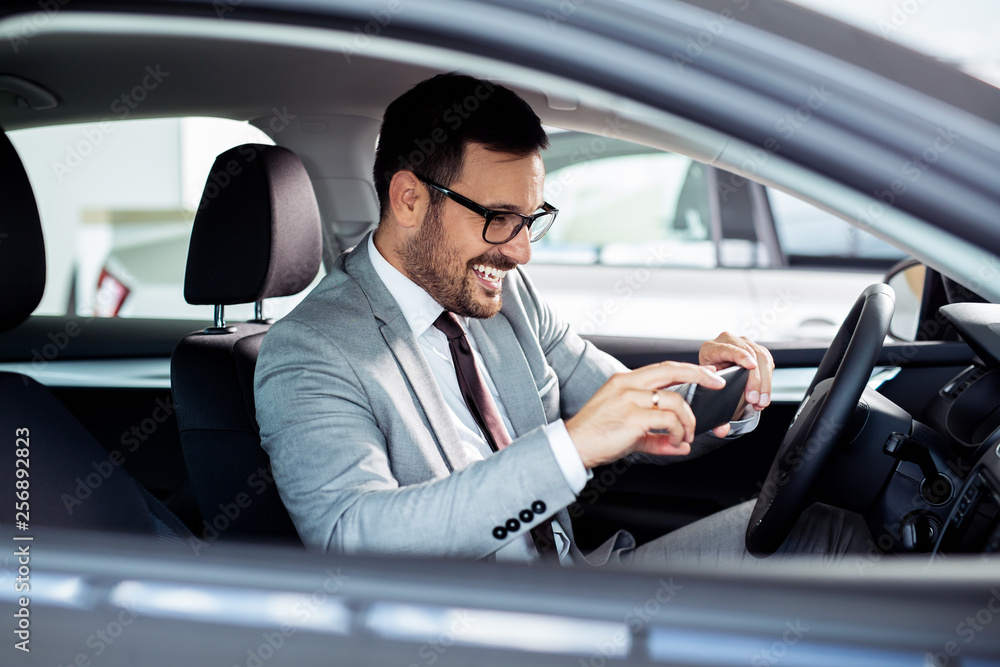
[787, 0, 1000, 87]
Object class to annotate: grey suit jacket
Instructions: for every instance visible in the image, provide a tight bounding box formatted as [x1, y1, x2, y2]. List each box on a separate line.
[255, 235, 724, 562]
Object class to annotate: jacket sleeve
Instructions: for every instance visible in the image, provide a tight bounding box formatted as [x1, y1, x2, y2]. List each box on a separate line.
[509, 267, 746, 466]
[504, 267, 626, 420]
[254, 314, 580, 559]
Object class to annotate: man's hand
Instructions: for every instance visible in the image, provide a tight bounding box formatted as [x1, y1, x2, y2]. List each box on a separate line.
[565, 361, 726, 470]
[699, 331, 775, 418]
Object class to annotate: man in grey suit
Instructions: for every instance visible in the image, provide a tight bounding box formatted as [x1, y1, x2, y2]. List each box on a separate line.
[255, 74, 870, 568]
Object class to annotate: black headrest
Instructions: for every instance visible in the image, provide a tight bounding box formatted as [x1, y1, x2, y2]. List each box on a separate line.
[184, 144, 322, 306]
[0, 128, 46, 331]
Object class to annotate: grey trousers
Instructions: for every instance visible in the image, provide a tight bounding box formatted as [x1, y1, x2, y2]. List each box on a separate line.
[602, 500, 872, 571]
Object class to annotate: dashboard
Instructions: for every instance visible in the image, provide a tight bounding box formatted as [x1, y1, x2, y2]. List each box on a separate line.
[930, 304, 1000, 554]
[868, 303, 1000, 556]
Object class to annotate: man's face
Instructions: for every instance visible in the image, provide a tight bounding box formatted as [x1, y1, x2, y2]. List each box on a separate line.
[401, 142, 543, 319]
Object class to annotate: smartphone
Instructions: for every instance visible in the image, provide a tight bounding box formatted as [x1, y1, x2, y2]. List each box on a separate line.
[671, 365, 750, 435]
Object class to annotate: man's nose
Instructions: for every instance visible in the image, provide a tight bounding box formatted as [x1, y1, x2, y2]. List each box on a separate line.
[502, 224, 532, 265]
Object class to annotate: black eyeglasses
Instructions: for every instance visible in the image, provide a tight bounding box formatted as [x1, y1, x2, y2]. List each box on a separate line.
[415, 173, 558, 244]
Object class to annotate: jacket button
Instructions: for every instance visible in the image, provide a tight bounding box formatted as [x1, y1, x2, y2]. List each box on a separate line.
[519, 509, 533, 522]
[492, 526, 507, 540]
[505, 518, 520, 532]
[531, 500, 546, 514]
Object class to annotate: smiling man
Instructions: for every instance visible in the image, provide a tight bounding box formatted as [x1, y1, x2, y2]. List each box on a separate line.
[255, 73, 870, 568]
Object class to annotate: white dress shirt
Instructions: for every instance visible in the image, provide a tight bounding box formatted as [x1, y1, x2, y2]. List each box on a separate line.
[368, 235, 584, 564]
[366, 234, 757, 564]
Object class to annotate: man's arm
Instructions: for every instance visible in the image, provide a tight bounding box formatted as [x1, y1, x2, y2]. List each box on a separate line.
[255, 315, 579, 559]
[507, 266, 625, 419]
[514, 268, 769, 467]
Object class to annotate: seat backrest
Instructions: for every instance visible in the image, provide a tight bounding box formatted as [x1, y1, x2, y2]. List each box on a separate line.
[0, 123, 45, 329]
[234, 331, 268, 434]
[171, 144, 321, 545]
[0, 126, 192, 542]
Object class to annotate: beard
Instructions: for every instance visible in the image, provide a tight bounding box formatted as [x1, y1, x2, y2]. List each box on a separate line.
[400, 204, 514, 319]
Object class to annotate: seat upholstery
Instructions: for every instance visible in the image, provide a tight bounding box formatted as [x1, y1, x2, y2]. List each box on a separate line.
[0, 126, 45, 331]
[0, 127, 191, 542]
[233, 331, 268, 434]
[171, 144, 321, 544]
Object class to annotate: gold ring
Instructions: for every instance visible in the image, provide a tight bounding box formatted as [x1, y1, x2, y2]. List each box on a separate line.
[651, 390, 660, 409]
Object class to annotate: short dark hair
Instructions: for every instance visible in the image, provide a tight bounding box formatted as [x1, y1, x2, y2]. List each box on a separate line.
[373, 73, 549, 220]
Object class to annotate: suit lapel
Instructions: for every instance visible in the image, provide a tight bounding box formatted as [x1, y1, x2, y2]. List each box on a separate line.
[344, 236, 472, 472]
[470, 315, 547, 438]
[378, 318, 473, 472]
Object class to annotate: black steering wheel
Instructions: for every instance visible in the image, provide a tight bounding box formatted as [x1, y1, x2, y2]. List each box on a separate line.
[745, 283, 895, 556]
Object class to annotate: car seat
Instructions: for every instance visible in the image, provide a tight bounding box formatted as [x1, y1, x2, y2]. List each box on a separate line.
[171, 143, 321, 544]
[0, 126, 192, 543]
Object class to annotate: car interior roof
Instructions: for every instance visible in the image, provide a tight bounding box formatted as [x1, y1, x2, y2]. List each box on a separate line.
[0, 5, 991, 138]
[0, 0, 997, 130]
[0, 24, 630, 139]
[0, 32, 427, 128]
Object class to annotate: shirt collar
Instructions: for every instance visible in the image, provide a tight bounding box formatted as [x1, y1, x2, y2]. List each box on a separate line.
[367, 232, 447, 337]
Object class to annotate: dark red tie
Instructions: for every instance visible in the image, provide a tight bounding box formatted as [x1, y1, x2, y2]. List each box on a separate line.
[433, 311, 558, 560]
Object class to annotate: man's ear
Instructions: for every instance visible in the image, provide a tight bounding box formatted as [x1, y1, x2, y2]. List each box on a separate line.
[387, 170, 426, 231]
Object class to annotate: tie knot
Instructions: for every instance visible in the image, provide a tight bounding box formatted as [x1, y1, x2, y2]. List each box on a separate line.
[433, 311, 466, 341]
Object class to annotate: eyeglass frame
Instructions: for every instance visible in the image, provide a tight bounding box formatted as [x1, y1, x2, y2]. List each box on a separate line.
[414, 173, 558, 245]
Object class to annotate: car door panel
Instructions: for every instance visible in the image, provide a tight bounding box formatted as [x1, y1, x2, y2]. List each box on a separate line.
[0, 316, 208, 527]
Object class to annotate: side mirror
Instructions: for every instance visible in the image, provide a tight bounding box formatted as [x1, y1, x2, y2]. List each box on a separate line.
[885, 259, 925, 341]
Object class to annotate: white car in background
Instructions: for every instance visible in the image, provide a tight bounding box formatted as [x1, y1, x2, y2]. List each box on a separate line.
[530, 130, 905, 341]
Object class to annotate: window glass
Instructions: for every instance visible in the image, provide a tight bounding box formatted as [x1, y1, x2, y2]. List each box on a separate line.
[768, 188, 906, 261]
[539, 149, 715, 268]
[10, 118, 321, 321]
[530, 130, 905, 343]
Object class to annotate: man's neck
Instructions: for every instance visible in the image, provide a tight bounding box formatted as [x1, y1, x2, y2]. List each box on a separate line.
[372, 224, 413, 282]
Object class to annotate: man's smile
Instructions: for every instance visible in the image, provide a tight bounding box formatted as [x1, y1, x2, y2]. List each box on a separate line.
[472, 263, 509, 291]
